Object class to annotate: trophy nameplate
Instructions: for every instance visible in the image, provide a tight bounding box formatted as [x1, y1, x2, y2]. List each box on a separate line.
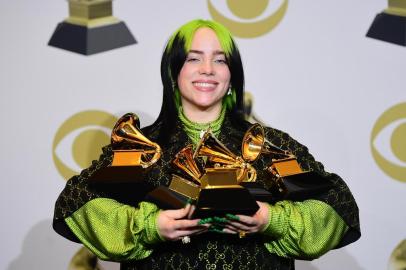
[169, 174, 200, 200]
[200, 168, 240, 188]
[111, 150, 142, 166]
[270, 157, 303, 177]
[48, 0, 136, 55]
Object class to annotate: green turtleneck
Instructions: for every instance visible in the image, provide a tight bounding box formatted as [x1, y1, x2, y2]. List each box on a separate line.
[178, 105, 226, 145]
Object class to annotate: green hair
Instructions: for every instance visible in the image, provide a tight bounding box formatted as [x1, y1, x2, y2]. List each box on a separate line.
[166, 19, 235, 57]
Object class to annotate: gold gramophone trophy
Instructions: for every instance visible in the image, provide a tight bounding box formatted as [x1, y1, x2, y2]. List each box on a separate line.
[48, 0, 136, 55]
[169, 145, 202, 201]
[145, 144, 203, 209]
[153, 129, 260, 218]
[194, 129, 257, 183]
[194, 130, 260, 217]
[89, 113, 161, 183]
[243, 123, 331, 200]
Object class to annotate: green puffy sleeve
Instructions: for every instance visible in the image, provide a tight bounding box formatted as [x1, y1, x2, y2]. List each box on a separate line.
[65, 199, 164, 261]
[262, 199, 348, 260]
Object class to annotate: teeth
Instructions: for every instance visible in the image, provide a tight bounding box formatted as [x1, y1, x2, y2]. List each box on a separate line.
[194, 82, 216, 87]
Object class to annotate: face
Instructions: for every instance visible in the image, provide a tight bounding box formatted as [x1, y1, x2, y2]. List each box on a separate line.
[177, 27, 231, 113]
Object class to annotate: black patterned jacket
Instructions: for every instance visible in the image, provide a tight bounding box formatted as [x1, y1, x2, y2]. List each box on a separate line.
[53, 113, 360, 270]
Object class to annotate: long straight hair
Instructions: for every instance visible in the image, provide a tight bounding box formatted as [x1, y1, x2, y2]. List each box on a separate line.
[146, 19, 247, 145]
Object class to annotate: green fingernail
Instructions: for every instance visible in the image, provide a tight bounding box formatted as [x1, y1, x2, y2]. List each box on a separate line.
[210, 223, 224, 229]
[213, 216, 227, 223]
[226, 214, 239, 221]
[185, 198, 193, 206]
[198, 217, 213, 225]
[198, 219, 205, 225]
[208, 226, 225, 233]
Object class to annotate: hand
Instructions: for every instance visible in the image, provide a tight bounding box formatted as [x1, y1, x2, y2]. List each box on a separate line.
[157, 204, 208, 241]
[223, 201, 270, 235]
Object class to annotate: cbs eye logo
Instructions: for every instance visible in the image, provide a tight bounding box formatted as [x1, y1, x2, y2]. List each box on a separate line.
[208, 0, 288, 38]
[52, 110, 118, 180]
[371, 102, 406, 183]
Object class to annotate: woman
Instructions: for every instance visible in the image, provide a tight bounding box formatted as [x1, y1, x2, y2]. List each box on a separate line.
[53, 19, 360, 269]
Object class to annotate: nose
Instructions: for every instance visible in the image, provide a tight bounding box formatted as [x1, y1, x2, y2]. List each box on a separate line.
[199, 59, 214, 75]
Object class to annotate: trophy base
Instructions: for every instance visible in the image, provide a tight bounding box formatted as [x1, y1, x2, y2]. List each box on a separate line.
[88, 165, 145, 183]
[276, 171, 332, 200]
[48, 21, 136, 55]
[193, 187, 259, 218]
[240, 182, 273, 202]
[145, 186, 259, 218]
[366, 12, 406, 46]
[145, 186, 190, 210]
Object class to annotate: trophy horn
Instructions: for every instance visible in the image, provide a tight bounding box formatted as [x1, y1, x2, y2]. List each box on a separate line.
[193, 129, 237, 165]
[243, 124, 305, 179]
[173, 145, 203, 183]
[194, 129, 257, 182]
[242, 123, 293, 162]
[111, 113, 162, 168]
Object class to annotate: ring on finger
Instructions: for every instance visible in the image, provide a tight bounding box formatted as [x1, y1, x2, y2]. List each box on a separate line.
[238, 230, 246, 239]
[181, 236, 191, 244]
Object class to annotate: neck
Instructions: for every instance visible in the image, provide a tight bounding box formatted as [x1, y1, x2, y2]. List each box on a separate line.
[181, 103, 222, 123]
[178, 105, 226, 145]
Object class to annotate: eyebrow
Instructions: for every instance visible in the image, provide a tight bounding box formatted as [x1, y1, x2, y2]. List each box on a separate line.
[188, 50, 225, 56]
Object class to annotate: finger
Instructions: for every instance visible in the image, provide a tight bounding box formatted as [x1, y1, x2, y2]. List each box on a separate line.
[236, 215, 257, 225]
[221, 227, 237, 234]
[173, 219, 204, 230]
[208, 226, 225, 234]
[164, 225, 208, 241]
[193, 225, 210, 235]
[175, 228, 208, 239]
[224, 223, 239, 232]
[183, 203, 192, 216]
[187, 205, 196, 219]
[194, 229, 208, 236]
[225, 221, 253, 232]
[165, 206, 190, 219]
[225, 213, 256, 226]
[198, 217, 214, 225]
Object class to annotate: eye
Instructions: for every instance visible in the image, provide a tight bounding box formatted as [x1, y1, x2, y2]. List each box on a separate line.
[186, 55, 201, 62]
[52, 111, 118, 180]
[371, 103, 406, 182]
[214, 58, 227, 64]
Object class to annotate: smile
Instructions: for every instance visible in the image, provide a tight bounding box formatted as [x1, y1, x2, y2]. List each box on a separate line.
[193, 81, 218, 91]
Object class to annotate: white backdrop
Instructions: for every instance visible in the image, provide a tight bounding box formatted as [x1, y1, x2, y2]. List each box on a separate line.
[1, 0, 405, 269]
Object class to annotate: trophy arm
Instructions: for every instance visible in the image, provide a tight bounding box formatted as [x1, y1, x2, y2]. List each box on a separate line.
[236, 163, 257, 183]
[140, 143, 162, 168]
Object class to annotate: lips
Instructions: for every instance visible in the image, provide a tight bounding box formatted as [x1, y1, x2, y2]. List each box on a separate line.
[192, 80, 218, 91]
